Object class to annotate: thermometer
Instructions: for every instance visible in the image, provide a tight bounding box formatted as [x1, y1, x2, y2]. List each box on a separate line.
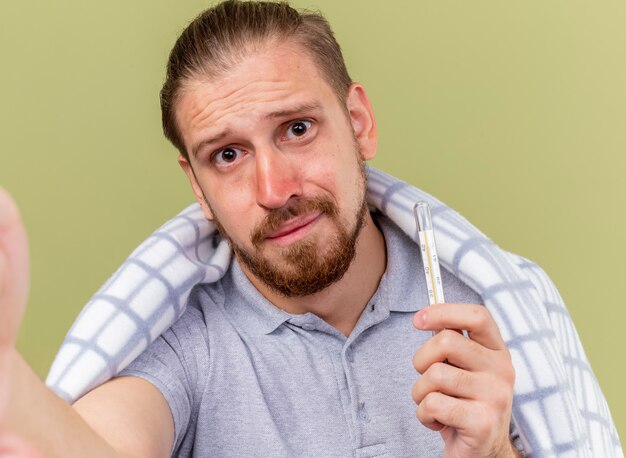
[414, 202, 445, 307]
[414, 202, 445, 338]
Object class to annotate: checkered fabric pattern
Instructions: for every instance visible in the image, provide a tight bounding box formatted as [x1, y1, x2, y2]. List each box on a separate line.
[47, 167, 622, 457]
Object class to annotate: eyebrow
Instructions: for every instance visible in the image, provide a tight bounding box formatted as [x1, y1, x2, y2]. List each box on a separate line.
[265, 101, 322, 119]
[192, 129, 231, 159]
[191, 101, 322, 158]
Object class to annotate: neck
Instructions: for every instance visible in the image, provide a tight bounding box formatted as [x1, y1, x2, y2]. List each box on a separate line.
[241, 212, 387, 336]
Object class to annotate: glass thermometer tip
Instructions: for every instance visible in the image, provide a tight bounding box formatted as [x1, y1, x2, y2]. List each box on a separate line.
[414, 202, 445, 305]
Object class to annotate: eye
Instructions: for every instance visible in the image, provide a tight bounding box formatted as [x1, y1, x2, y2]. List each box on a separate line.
[212, 147, 244, 167]
[285, 120, 312, 139]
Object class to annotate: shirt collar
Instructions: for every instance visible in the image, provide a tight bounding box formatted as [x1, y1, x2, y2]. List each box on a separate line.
[372, 212, 428, 314]
[222, 260, 292, 335]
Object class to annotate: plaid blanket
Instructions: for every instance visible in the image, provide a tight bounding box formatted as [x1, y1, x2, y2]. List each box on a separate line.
[47, 167, 622, 457]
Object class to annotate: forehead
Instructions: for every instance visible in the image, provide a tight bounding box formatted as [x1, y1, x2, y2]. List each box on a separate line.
[175, 42, 339, 153]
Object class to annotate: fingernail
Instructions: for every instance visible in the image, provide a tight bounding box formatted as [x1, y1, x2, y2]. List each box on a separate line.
[415, 309, 427, 328]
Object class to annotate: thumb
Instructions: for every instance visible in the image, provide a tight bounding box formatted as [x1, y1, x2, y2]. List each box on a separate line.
[0, 187, 30, 350]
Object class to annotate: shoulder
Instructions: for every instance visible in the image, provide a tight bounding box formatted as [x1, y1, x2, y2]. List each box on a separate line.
[375, 212, 483, 305]
[502, 251, 567, 313]
[122, 280, 229, 379]
[160, 280, 230, 352]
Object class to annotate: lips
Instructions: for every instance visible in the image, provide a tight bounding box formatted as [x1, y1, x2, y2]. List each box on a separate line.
[265, 212, 322, 241]
[250, 195, 337, 248]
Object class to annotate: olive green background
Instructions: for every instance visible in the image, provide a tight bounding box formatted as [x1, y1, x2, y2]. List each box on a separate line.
[1, 0, 624, 441]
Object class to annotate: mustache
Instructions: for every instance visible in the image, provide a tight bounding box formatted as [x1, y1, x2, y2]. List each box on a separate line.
[251, 196, 337, 247]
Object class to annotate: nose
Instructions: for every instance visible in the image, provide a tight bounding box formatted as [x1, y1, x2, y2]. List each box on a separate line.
[255, 146, 303, 209]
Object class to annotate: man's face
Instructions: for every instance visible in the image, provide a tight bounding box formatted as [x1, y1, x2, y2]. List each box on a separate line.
[176, 42, 377, 297]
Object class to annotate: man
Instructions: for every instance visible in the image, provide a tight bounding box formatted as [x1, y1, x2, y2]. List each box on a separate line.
[0, 1, 620, 457]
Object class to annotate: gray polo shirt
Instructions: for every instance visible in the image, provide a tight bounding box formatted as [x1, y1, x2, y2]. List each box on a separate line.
[120, 214, 483, 457]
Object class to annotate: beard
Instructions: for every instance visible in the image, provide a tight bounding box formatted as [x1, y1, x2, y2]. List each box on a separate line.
[208, 161, 368, 298]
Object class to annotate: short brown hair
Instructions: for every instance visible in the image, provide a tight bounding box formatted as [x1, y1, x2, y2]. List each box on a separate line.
[160, 0, 353, 160]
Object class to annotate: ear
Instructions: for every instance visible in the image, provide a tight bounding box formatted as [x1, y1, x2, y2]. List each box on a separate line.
[345, 83, 378, 161]
[178, 155, 214, 220]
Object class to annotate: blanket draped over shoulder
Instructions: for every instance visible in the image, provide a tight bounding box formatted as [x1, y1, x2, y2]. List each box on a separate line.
[47, 167, 622, 457]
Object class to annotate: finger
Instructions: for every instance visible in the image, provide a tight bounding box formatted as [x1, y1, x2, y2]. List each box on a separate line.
[417, 391, 476, 432]
[413, 328, 499, 374]
[417, 392, 514, 454]
[0, 187, 30, 349]
[412, 362, 484, 404]
[413, 303, 506, 351]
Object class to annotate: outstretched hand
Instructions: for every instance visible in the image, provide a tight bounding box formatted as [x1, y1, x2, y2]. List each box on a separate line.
[0, 187, 29, 351]
[412, 303, 519, 458]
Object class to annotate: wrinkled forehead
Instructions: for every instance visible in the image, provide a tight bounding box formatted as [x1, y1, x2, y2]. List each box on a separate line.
[180, 39, 332, 100]
[173, 42, 343, 152]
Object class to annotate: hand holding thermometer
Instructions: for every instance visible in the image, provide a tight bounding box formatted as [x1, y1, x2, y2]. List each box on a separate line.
[414, 202, 445, 337]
